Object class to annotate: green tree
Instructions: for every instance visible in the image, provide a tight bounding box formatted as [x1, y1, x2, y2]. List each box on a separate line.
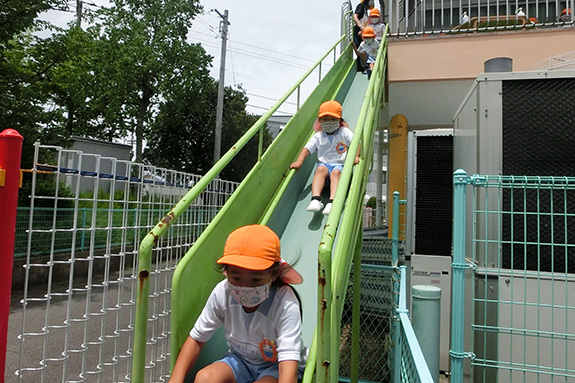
[144, 81, 266, 182]
[90, 0, 208, 161]
[0, 0, 65, 43]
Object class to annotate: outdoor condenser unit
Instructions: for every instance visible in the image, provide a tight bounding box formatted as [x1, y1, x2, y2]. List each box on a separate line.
[406, 128, 454, 374]
[454, 71, 575, 271]
[453, 70, 575, 381]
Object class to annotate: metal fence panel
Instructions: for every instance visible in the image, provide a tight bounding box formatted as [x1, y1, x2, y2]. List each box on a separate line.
[8, 144, 238, 382]
[338, 235, 408, 382]
[387, 0, 574, 36]
[340, 264, 397, 382]
[451, 172, 575, 382]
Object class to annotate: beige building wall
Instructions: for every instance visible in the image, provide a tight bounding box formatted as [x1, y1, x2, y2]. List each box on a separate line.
[388, 28, 575, 82]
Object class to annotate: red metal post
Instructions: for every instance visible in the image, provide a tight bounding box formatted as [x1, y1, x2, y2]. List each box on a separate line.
[0, 129, 23, 381]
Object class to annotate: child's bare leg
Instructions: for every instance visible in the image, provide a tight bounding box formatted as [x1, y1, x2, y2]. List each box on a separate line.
[360, 51, 367, 67]
[254, 376, 278, 383]
[328, 169, 342, 200]
[311, 166, 329, 197]
[194, 362, 235, 383]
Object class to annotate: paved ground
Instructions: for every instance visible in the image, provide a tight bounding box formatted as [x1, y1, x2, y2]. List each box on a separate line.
[6, 277, 136, 382]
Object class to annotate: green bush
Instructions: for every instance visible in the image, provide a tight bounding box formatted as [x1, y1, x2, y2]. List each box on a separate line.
[366, 196, 377, 209]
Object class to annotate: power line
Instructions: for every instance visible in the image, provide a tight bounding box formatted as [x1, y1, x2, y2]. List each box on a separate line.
[246, 93, 298, 106]
[246, 104, 294, 116]
[190, 30, 332, 72]
[190, 35, 322, 71]
[230, 38, 319, 65]
[227, 38, 238, 86]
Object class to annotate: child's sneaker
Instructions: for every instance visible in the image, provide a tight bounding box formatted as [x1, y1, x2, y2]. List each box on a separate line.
[306, 199, 323, 212]
[322, 202, 333, 215]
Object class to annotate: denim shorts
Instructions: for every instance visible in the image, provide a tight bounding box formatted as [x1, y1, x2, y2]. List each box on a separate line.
[317, 162, 344, 175]
[219, 353, 303, 383]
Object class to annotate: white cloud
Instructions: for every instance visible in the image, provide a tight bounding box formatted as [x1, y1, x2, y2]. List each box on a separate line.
[39, 0, 346, 115]
[190, 0, 343, 114]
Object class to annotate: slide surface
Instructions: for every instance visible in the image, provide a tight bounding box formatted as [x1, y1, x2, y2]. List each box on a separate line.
[268, 70, 369, 344]
[169, 45, 373, 377]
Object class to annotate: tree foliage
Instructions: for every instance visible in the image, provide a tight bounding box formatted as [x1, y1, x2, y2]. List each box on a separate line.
[1, 0, 264, 186]
[89, 0, 208, 161]
[0, 0, 65, 43]
[144, 81, 267, 182]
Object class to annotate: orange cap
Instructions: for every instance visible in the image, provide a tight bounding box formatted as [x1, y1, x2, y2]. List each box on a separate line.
[370, 9, 381, 17]
[362, 27, 376, 38]
[318, 100, 342, 119]
[217, 224, 303, 284]
[562, 8, 571, 15]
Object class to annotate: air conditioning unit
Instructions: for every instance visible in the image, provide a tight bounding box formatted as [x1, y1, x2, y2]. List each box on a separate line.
[406, 129, 454, 374]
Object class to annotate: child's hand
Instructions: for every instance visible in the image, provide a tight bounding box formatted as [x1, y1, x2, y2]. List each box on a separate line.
[290, 161, 302, 170]
[355, 155, 360, 164]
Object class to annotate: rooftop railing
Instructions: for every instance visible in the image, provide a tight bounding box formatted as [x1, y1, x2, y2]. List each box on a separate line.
[387, 0, 574, 36]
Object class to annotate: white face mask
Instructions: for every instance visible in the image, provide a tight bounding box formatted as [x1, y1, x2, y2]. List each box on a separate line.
[227, 282, 270, 308]
[371, 17, 380, 24]
[321, 120, 340, 134]
[364, 38, 374, 44]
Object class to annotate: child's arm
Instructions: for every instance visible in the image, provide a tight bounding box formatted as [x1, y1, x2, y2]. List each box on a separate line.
[290, 148, 311, 170]
[355, 144, 362, 164]
[168, 336, 205, 383]
[353, 12, 365, 31]
[278, 360, 299, 383]
[352, 41, 360, 56]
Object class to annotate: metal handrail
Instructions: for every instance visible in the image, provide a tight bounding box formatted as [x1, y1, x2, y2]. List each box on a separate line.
[131, 34, 346, 382]
[312, 24, 389, 383]
[387, 0, 574, 36]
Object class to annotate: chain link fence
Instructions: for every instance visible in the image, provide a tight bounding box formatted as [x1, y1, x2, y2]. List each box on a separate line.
[339, 236, 402, 382]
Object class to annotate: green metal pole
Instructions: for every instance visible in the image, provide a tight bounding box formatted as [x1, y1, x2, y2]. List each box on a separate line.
[258, 126, 263, 161]
[392, 191, 399, 266]
[391, 193, 402, 383]
[393, 265, 408, 383]
[450, 169, 469, 383]
[350, 232, 362, 383]
[317, 244, 333, 383]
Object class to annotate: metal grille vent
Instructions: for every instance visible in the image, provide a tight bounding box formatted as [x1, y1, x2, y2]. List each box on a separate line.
[414, 135, 454, 256]
[502, 77, 575, 273]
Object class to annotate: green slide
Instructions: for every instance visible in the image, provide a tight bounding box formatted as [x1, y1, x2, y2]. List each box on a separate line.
[130, 31, 388, 382]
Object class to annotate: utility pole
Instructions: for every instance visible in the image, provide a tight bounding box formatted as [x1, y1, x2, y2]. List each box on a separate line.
[213, 9, 229, 165]
[76, 0, 83, 28]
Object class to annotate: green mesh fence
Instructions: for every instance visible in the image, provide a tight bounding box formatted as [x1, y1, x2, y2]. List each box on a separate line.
[14, 206, 220, 257]
[339, 235, 403, 382]
[398, 327, 423, 383]
[340, 265, 396, 382]
[451, 173, 575, 382]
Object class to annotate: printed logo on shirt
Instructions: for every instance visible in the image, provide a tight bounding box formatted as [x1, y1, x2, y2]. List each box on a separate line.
[230, 337, 266, 364]
[335, 141, 348, 154]
[259, 338, 278, 363]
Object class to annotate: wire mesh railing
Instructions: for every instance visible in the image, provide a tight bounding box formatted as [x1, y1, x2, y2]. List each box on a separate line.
[14, 207, 220, 257]
[339, 264, 397, 382]
[8, 143, 237, 382]
[393, 265, 435, 383]
[451, 170, 575, 382]
[387, 0, 574, 36]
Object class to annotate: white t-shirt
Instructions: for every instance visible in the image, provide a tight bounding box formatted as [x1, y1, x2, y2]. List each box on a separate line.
[304, 127, 354, 165]
[359, 39, 380, 59]
[368, 21, 386, 41]
[190, 280, 307, 369]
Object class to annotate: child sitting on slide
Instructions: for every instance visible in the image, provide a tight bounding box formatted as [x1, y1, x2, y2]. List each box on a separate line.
[168, 224, 307, 383]
[290, 100, 360, 216]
